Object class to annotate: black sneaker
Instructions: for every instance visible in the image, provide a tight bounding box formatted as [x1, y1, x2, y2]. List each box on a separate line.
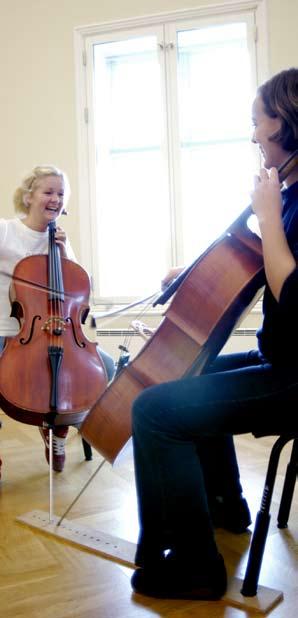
[131, 553, 227, 600]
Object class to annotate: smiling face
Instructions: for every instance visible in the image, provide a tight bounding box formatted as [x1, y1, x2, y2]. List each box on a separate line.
[251, 95, 288, 170]
[25, 175, 65, 231]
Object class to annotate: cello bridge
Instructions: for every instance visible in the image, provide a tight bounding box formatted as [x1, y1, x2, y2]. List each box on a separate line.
[42, 316, 67, 335]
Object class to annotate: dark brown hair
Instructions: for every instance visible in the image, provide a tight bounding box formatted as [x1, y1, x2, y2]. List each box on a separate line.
[258, 67, 298, 151]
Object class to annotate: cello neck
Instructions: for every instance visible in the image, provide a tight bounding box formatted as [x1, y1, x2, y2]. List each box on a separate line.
[277, 149, 298, 184]
[153, 150, 298, 308]
[48, 221, 64, 302]
[229, 149, 298, 236]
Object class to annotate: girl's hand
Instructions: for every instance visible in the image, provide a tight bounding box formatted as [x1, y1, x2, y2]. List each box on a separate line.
[251, 166, 296, 301]
[55, 226, 68, 258]
[251, 167, 283, 225]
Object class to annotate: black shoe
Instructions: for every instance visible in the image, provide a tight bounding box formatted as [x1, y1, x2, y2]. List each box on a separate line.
[134, 532, 168, 568]
[131, 553, 227, 600]
[211, 496, 251, 534]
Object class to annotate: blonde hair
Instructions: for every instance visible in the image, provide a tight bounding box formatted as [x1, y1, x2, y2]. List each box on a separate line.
[13, 164, 71, 214]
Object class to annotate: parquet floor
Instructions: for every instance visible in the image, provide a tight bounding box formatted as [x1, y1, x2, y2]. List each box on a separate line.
[0, 410, 297, 618]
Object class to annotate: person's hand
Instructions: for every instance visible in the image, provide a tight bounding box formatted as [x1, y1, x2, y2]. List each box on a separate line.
[55, 226, 68, 257]
[131, 320, 155, 341]
[251, 167, 283, 225]
[161, 266, 184, 291]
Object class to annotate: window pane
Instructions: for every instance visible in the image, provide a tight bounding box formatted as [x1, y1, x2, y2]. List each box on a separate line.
[93, 36, 170, 298]
[177, 23, 254, 262]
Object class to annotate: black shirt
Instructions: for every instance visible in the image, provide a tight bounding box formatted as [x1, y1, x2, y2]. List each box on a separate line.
[257, 181, 298, 366]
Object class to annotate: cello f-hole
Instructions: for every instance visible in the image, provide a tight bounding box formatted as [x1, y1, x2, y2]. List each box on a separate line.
[65, 317, 86, 348]
[20, 315, 42, 345]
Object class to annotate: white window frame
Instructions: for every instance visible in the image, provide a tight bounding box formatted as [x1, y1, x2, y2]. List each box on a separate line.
[74, 0, 268, 309]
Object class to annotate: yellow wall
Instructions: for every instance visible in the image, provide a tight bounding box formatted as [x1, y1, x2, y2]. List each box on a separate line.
[0, 0, 297, 259]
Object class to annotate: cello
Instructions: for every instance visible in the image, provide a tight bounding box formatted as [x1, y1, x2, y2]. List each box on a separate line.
[0, 221, 108, 427]
[80, 150, 298, 463]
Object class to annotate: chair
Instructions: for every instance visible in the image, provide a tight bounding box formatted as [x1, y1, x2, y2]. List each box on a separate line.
[0, 419, 2, 479]
[241, 433, 298, 597]
[81, 437, 93, 460]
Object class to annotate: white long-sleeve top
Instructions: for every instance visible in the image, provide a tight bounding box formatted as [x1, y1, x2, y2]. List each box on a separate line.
[0, 218, 76, 336]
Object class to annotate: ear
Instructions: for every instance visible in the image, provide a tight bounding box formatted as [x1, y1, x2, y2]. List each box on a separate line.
[23, 194, 31, 207]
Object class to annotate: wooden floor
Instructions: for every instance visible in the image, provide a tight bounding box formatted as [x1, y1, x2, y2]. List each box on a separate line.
[0, 410, 297, 618]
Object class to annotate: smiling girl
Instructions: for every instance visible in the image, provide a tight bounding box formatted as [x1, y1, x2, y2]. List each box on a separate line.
[0, 165, 114, 473]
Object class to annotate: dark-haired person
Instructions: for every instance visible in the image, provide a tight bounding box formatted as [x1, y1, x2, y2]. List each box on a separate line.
[131, 67, 298, 600]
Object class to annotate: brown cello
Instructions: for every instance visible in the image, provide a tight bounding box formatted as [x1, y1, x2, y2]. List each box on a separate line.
[81, 151, 298, 463]
[0, 221, 108, 427]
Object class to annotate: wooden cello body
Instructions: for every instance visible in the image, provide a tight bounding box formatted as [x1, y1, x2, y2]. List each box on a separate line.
[0, 223, 108, 427]
[81, 205, 265, 463]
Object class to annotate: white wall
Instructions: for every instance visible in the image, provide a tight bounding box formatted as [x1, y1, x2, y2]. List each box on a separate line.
[1, 0, 298, 260]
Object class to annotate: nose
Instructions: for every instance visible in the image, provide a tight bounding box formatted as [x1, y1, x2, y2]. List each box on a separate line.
[251, 129, 257, 144]
[51, 193, 61, 203]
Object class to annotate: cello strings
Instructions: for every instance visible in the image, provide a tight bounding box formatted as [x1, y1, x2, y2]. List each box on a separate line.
[50, 224, 57, 347]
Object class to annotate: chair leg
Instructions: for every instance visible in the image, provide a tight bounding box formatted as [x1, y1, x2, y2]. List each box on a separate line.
[241, 436, 293, 597]
[0, 420, 2, 479]
[277, 439, 298, 528]
[82, 437, 93, 461]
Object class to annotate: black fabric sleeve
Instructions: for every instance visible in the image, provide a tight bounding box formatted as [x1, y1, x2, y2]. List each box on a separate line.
[279, 268, 298, 318]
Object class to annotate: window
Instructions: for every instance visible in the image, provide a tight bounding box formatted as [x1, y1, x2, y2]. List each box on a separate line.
[75, 3, 267, 305]
[92, 32, 169, 298]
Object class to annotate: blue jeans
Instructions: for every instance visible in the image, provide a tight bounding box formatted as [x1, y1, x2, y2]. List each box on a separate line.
[97, 347, 115, 382]
[132, 350, 298, 565]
